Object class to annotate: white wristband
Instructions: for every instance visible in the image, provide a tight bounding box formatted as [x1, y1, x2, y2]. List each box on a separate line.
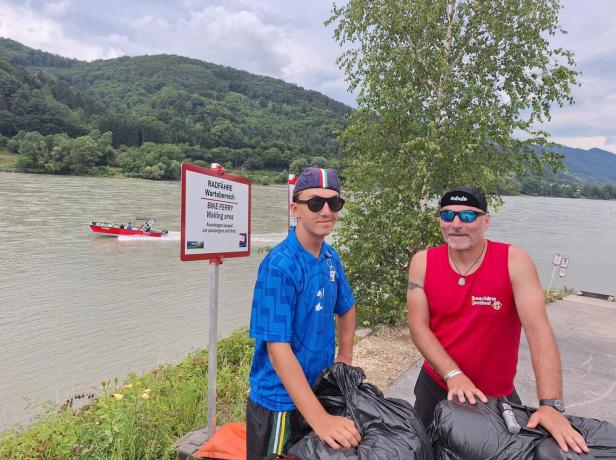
[444, 369, 463, 381]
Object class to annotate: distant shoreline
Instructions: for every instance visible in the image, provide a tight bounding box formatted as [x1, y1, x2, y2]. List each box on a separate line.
[2, 164, 615, 200]
[0, 155, 285, 186]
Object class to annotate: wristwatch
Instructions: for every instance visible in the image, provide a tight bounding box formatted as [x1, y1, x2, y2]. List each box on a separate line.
[539, 399, 565, 413]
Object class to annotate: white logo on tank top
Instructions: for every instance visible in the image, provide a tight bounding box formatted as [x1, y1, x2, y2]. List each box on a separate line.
[472, 296, 502, 311]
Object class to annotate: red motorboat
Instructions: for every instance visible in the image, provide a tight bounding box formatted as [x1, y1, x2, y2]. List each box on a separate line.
[89, 217, 168, 238]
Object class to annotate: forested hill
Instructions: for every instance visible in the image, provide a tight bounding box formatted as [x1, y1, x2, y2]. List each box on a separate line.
[0, 57, 99, 136]
[0, 38, 351, 176]
[512, 145, 616, 199]
[52, 54, 351, 150]
[0, 38, 78, 69]
[554, 145, 616, 185]
[1, 38, 614, 199]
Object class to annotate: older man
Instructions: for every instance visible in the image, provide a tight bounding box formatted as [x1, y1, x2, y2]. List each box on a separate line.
[407, 186, 588, 455]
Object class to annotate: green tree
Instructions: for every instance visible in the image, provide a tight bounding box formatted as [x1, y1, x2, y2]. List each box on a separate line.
[328, 0, 578, 324]
[58, 135, 101, 174]
[15, 131, 48, 171]
[242, 157, 263, 171]
[289, 157, 309, 175]
[118, 142, 185, 180]
[309, 156, 330, 168]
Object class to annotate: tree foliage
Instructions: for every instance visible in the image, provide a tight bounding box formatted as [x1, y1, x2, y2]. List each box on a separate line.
[0, 39, 352, 174]
[0, 59, 92, 137]
[14, 130, 113, 174]
[328, 0, 578, 324]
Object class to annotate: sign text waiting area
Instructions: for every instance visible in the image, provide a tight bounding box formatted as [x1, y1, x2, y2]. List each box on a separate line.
[181, 162, 251, 261]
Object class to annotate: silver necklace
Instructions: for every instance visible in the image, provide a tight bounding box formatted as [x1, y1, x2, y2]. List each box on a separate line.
[448, 242, 487, 286]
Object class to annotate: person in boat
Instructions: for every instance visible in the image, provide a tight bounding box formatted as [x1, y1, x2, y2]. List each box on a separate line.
[406, 186, 588, 455]
[127, 222, 133, 230]
[247, 167, 360, 459]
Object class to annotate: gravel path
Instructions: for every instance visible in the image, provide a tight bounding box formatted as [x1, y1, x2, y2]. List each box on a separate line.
[351, 325, 422, 391]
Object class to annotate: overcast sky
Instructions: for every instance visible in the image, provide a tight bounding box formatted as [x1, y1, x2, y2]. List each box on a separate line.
[1, 0, 615, 153]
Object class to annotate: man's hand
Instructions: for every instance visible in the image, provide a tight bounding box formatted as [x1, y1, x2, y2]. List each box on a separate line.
[312, 413, 361, 449]
[446, 373, 488, 405]
[527, 406, 589, 454]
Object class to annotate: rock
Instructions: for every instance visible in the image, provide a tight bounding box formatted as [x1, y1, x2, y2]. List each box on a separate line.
[355, 327, 373, 340]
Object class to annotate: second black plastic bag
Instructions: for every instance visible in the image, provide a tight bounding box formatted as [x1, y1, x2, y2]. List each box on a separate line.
[287, 363, 433, 460]
[431, 397, 616, 459]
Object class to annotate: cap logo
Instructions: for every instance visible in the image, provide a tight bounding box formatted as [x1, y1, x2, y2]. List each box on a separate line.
[320, 168, 328, 188]
[450, 196, 468, 202]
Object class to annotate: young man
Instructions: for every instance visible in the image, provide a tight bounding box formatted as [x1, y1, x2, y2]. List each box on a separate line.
[247, 167, 360, 460]
[407, 186, 589, 455]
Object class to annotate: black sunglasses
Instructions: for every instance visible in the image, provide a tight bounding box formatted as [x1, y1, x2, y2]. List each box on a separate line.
[440, 209, 485, 223]
[294, 196, 345, 212]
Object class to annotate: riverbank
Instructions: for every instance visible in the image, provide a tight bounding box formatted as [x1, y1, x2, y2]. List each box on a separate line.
[0, 325, 419, 459]
[0, 330, 253, 459]
[2, 155, 616, 199]
[0, 151, 285, 186]
[0, 288, 580, 457]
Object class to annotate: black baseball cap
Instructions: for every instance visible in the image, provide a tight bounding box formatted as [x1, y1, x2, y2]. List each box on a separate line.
[440, 186, 488, 212]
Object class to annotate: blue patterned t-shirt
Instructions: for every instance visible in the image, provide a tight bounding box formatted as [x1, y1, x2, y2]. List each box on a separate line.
[248, 228, 355, 411]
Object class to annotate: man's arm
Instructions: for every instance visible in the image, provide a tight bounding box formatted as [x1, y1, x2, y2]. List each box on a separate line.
[267, 342, 361, 449]
[407, 250, 487, 404]
[509, 246, 588, 454]
[335, 306, 356, 365]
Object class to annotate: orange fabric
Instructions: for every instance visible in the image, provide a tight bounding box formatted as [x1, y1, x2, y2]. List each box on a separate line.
[194, 422, 247, 460]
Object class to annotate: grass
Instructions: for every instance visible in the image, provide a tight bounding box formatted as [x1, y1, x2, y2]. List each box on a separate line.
[226, 168, 288, 185]
[544, 287, 573, 304]
[0, 329, 254, 460]
[0, 150, 18, 171]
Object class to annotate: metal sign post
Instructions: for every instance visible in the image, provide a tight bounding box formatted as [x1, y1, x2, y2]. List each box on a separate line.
[548, 254, 570, 292]
[288, 174, 297, 232]
[180, 162, 251, 440]
[207, 257, 220, 439]
[547, 253, 562, 292]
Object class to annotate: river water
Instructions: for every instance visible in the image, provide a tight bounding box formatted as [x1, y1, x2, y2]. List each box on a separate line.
[0, 171, 614, 429]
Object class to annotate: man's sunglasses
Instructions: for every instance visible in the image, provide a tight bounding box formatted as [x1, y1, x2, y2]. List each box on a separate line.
[294, 196, 345, 212]
[440, 209, 485, 223]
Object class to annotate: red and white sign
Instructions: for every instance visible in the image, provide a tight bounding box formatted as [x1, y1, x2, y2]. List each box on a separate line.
[288, 174, 297, 231]
[181, 162, 251, 261]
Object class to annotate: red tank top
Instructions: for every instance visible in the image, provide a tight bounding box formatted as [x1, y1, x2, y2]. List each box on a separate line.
[422, 240, 521, 396]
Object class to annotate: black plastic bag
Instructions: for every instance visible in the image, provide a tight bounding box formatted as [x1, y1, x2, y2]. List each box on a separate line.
[431, 397, 616, 459]
[287, 363, 433, 460]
